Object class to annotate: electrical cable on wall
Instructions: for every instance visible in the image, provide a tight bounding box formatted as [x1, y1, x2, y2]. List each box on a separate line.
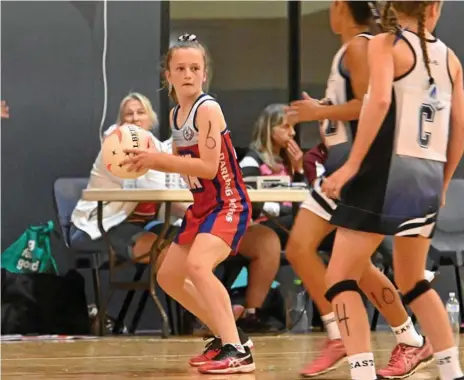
[98, 0, 108, 143]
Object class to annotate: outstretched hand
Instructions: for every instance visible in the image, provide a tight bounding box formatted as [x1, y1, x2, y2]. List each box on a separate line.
[285, 91, 321, 125]
[120, 149, 159, 172]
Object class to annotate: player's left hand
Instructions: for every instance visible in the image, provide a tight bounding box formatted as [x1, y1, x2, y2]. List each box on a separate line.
[321, 161, 359, 200]
[286, 92, 321, 124]
[121, 149, 158, 172]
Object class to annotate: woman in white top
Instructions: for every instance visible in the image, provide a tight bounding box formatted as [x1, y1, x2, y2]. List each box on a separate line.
[71, 92, 182, 263]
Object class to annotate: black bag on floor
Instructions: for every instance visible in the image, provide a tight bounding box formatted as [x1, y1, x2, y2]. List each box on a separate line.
[1, 269, 91, 335]
[229, 286, 286, 331]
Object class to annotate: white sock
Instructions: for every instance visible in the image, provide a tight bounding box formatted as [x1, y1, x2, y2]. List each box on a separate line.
[244, 308, 256, 315]
[229, 343, 245, 354]
[435, 346, 463, 380]
[321, 312, 341, 340]
[348, 352, 377, 380]
[391, 317, 424, 347]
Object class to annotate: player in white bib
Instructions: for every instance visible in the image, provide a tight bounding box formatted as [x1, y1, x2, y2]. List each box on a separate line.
[321, 2, 464, 380]
[286, 2, 433, 378]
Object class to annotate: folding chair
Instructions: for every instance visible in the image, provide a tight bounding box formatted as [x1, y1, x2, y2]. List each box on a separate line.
[52, 177, 174, 337]
[428, 179, 464, 332]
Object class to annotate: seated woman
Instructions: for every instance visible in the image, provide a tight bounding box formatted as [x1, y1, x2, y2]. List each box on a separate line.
[70, 92, 182, 264]
[236, 104, 305, 326]
[240, 104, 305, 247]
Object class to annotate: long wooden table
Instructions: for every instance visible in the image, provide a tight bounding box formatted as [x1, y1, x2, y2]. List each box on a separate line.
[82, 187, 309, 337]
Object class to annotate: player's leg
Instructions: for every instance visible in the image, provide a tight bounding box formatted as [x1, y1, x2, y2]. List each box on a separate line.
[156, 242, 219, 335]
[393, 236, 463, 380]
[236, 223, 281, 332]
[286, 208, 347, 378]
[325, 227, 384, 380]
[187, 233, 255, 374]
[359, 263, 433, 378]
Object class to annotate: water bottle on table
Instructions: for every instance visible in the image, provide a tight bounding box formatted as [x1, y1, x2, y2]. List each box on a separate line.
[446, 292, 461, 345]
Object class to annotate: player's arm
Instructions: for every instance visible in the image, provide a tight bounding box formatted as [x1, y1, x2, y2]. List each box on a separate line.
[168, 108, 179, 156]
[122, 103, 222, 179]
[345, 33, 395, 169]
[444, 49, 464, 188]
[315, 37, 370, 121]
[195, 101, 223, 179]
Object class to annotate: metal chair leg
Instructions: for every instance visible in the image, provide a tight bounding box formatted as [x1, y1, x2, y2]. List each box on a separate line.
[113, 265, 146, 334]
[130, 290, 150, 334]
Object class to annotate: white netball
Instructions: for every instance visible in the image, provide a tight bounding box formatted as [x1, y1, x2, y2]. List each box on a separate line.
[102, 124, 154, 179]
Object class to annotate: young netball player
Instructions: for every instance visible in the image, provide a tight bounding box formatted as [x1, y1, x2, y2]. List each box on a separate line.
[285, 2, 433, 378]
[320, 2, 464, 380]
[121, 34, 254, 375]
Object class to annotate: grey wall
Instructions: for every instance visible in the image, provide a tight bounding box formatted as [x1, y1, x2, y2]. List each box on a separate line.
[1, 0, 162, 247]
[1, 1, 164, 330]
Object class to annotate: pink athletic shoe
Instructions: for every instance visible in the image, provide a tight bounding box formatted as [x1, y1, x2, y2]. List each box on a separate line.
[300, 338, 347, 378]
[377, 337, 433, 379]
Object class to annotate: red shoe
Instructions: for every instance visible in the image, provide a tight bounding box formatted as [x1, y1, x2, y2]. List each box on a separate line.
[377, 337, 433, 379]
[197, 344, 255, 374]
[300, 339, 346, 378]
[189, 328, 253, 367]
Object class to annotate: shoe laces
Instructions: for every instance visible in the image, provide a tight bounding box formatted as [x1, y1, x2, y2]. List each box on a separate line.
[202, 335, 221, 353]
[387, 344, 415, 366]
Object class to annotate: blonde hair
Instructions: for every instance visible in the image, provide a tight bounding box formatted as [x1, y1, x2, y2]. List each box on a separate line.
[116, 92, 158, 129]
[162, 34, 211, 104]
[250, 104, 292, 173]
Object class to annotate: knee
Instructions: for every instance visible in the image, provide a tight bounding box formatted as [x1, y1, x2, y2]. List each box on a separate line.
[249, 226, 280, 262]
[324, 278, 362, 304]
[394, 270, 427, 297]
[325, 263, 351, 289]
[131, 232, 158, 263]
[285, 234, 318, 265]
[397, 279, 432, 306]
[240, 224, 280, 260]
[185, 258, 210, 281]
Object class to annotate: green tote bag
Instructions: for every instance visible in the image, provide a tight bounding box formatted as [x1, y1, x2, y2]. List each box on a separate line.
[1, 221, 58, 274]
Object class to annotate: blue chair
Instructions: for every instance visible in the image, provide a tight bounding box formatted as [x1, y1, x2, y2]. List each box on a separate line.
[428, 179, 464, 331]
[52, 177, 172, 337]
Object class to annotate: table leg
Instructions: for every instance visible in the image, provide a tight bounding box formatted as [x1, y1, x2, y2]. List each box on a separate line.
[149, 201, 173, 338]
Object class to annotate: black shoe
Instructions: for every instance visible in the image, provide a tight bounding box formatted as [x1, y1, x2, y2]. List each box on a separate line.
[237, 312, 275, 333]
[197, 344, 255, 374]
[201, 327, 253, 352]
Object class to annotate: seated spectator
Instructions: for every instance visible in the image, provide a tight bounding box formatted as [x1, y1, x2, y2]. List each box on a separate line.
[239, 104, 305, 248]
[157, 137, 282, 333]
[70, 92, 181, 264]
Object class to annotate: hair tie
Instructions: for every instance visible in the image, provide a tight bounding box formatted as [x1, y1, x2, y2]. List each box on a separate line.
[178, 33, 197, 42]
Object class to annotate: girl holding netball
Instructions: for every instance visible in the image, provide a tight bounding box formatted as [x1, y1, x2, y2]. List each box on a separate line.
[121, 34, 254, 375]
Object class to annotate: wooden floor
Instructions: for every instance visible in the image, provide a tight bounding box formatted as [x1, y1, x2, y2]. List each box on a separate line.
[2, 332, 462, 379]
